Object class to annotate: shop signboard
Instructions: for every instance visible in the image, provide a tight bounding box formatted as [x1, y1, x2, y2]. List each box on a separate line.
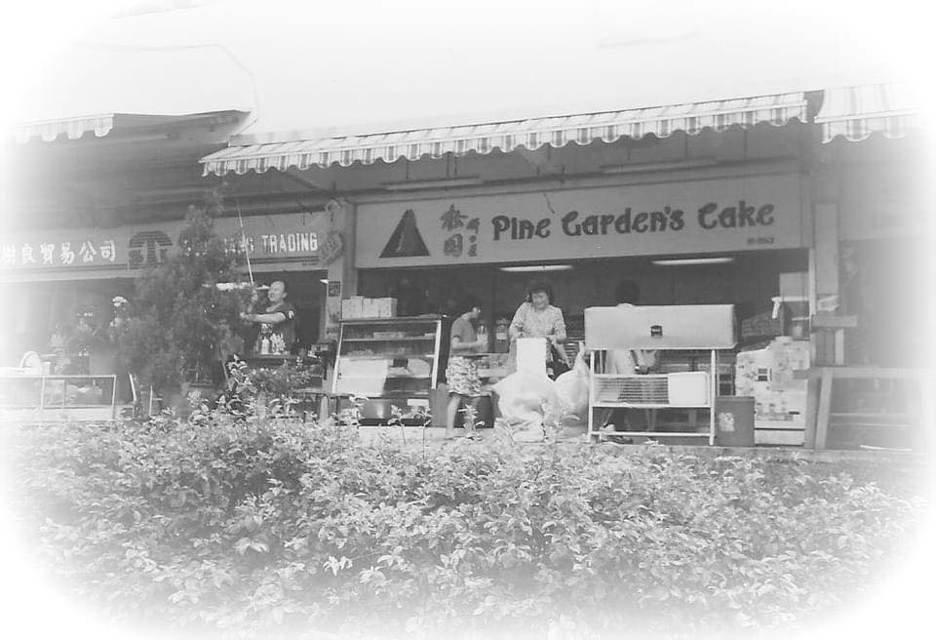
[1, 211, 328, 280]
[355, 174, 808, 268]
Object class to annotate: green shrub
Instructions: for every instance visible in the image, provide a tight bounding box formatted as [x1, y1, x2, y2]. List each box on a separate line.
[6, 408, 925, 640]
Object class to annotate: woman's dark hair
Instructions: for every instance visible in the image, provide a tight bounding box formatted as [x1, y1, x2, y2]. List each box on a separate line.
[460, 295, 482, 315]
[614, 280, 640, 304]
[524, 279, 554, 304]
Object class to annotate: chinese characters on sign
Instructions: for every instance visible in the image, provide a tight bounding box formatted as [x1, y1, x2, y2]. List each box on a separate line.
[1, 211, 324, 273]
[440, 204, 480, 259]
[1, 239, 119, 269]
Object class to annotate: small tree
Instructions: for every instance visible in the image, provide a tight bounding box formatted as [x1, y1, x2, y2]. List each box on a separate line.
[115, 189, 251, 396]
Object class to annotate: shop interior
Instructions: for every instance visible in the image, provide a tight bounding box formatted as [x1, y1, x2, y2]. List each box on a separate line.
[0, 270, 327, 369]
[358, 248, 809, 345]
[356, 249, 808, 423]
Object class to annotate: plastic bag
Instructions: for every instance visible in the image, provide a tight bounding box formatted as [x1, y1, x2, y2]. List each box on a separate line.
[554, 342, 589, 424]
[492, 368, 560, 441]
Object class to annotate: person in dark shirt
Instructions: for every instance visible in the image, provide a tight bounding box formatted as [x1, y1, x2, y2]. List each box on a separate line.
[445, 295, 486, 440]
[240, 280, 298, 353]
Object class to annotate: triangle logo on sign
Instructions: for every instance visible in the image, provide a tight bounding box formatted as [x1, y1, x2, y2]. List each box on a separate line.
[380, 209, 430, 258]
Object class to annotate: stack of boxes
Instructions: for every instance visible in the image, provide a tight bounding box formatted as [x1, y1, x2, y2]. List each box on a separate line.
[735, 272, 812, 445]
[340, 296, 398, 319]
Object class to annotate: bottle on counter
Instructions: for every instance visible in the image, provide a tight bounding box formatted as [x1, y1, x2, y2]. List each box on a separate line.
[477, 323, 488, 351]
[494, 316, 510, 353]
[260, 336, 270, 355]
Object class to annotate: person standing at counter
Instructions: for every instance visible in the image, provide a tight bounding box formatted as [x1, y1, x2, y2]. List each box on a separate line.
[607, 280, 658, 375]
[240, 280, 298, 354]
[508, 280, 569, 378]
[445, 295, 486, 440]
[600, 279, 658, 437]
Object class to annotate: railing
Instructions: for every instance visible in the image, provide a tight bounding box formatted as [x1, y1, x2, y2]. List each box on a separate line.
[797, 367, 928, 451]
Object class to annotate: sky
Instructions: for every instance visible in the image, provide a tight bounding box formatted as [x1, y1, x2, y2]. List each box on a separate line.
[1, 1, 934, 639]
[2, 0, 934, 139]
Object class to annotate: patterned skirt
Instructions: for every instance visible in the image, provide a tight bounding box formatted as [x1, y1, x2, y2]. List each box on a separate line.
[445, 355, 482, 397]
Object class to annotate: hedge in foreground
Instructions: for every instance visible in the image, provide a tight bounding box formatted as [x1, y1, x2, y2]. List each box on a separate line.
[7, 409, 925, 640]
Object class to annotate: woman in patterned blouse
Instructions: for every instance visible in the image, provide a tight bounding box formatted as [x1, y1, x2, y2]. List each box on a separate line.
[508, 280, 568, 377]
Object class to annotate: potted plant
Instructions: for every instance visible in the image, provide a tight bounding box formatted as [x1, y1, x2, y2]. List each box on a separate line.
[114, 189, 252, 412]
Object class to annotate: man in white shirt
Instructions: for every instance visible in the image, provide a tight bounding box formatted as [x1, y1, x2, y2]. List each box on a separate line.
[601, 280, 658, 436]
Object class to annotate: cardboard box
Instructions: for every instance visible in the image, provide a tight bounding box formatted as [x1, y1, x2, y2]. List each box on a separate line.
[360, 298, 378, 318]
[374, 297, 398, 318]
[667, 372, 710, 406]
[340, 296, 364, 319]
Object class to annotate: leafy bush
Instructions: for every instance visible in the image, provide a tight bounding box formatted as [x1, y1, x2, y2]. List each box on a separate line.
[7, 407, 925, 640]
[114, 189, 251, 393]
[242, 360, 322, 399]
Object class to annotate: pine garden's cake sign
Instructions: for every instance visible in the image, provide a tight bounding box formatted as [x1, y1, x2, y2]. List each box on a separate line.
[357, 174, 805, 267]
[491, 200, 777, 244]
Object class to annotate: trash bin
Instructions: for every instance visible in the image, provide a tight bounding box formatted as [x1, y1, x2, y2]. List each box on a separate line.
[455, 393, 495, 428]
[714, 396, 756, 447]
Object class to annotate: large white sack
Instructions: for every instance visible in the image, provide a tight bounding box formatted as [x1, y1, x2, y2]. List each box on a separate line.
[492, 368, 559, 440]
[554, 342, 590, 425]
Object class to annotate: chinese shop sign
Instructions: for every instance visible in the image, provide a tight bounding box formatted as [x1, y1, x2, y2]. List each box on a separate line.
[356, 174, 808, 268]
[1, 211, 328, 276]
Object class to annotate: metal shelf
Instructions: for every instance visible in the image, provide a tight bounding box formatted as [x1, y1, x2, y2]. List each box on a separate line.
[341, 336, 436, 342]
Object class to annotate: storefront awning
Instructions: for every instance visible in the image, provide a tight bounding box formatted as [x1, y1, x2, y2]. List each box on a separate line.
[11, 112, 249, 144]
[12, 114, 116, 143]
[816, 82, 922, 144]
[200, 91, 809, 177]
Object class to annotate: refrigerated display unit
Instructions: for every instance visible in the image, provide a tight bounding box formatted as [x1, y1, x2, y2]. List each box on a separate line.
[735, 336, 811, 445]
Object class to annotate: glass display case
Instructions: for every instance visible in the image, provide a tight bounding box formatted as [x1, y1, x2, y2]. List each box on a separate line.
[0, 373, 119, 422]
[333, 315, 444, 424]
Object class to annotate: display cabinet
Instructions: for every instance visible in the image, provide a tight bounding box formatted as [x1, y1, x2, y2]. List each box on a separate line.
[584, 305, 737, 445]
[333, 315, 444, 424]
[0, 373, 119, 422]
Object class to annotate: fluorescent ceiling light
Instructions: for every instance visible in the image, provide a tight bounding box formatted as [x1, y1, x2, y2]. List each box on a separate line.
[652, 257, 735, 266]
[134, 184, 213, 198]
[383, 177, 484, 191]
[499, 264, 574, 273]
[601, 158, 718, 175]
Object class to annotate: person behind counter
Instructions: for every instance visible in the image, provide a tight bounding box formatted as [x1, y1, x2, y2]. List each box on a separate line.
[599, 279, 658, 438]
[607, 280, 658, 375]
[445, 295, 487, 440]
[508, 279, 569, 378]
[240, 280, 298, 354]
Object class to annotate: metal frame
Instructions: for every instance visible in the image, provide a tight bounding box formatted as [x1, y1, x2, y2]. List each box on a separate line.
[587, 350, 719, 445]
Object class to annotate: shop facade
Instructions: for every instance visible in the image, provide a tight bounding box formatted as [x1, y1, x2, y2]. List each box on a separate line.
[352, 168, 811, 339]
[0, 210, 335, 367]
[200, 83, 928, 447]
[204, 90, 817, 346]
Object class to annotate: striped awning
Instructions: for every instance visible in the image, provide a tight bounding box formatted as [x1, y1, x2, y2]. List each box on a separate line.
[11, 111, 250, 145]
[12, 114, 115, 143]
[816, 82, 921, 144]
[200, 92, 808, 176]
